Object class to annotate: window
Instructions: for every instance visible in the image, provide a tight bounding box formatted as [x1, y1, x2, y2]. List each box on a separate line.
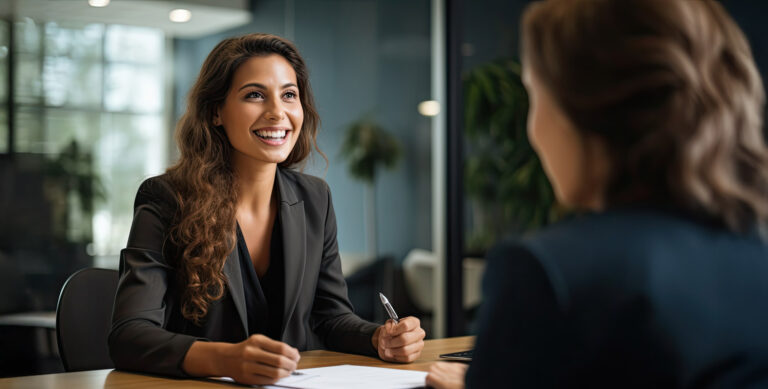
[12, 19, 167, 261]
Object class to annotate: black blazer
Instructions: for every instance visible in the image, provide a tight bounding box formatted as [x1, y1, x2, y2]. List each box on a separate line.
[466, 207, 768, 388]
[109, 168, 379, 377]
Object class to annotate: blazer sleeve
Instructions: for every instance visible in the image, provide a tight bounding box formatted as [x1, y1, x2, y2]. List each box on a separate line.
[465, 241, 569, 388]
[108, 178, 202, 377]
[309, 183, 380, 357]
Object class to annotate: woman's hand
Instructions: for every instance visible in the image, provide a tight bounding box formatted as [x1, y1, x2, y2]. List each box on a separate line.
[183, 335, 300, 386]
[425, 362, 469, 389]
[221, 334, 300, 385]
[372, 316, 426, 363]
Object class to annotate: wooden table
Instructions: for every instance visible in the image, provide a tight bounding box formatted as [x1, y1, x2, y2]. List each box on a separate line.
[0, 336, 474, 388]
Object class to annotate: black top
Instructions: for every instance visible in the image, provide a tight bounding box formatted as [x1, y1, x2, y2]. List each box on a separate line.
[236, 216, 285, 341]
[466, 207, 768, 388]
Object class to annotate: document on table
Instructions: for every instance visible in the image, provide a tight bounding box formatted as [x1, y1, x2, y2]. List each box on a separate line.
[264, 364, 428, 389]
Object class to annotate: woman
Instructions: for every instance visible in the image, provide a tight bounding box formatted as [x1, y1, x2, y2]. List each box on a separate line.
[427, 0, 768, 388]
[109, 34, 425, 386]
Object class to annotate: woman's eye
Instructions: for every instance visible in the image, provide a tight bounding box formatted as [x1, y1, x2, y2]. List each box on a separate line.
[284, 91, 298, 99]
[245, 91, 264, 99]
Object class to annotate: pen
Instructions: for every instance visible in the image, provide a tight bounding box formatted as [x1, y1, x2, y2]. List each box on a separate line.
[378, 292, 399, 324]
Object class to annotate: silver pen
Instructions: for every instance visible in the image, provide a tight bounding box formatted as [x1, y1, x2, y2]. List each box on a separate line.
[379, 292, 399, 324]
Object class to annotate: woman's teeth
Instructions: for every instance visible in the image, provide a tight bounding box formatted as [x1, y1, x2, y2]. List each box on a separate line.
[254, 129, 287, 139]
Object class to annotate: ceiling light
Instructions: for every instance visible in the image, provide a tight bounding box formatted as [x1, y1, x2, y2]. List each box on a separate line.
[169, 9, 192, 23]
[88, 0, 110, 7]
[418, 100, 440, 117]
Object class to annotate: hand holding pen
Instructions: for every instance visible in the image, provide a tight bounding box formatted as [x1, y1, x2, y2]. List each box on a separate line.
[373, 292, 426, 363]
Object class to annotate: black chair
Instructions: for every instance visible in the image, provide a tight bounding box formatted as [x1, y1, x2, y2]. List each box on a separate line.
[56, 268, 119, 371]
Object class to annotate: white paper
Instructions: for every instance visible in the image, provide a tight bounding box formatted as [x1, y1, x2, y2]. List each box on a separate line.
[263, 364, 427, 389]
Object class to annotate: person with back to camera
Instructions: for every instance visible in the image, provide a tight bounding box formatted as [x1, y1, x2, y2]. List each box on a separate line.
[108, 33, 425, 386]
[427, 0, 768, 388]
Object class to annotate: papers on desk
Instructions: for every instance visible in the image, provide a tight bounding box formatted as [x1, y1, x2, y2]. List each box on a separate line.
[265, 365, 427, 389]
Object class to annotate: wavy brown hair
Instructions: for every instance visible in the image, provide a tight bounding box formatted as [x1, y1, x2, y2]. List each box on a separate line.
[522, 0, 768, 234]
[165, 34, 321, 324]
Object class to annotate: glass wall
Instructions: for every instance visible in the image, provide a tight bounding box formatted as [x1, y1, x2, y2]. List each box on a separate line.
[9, 19, 167, 260]
[460, 0, 547, 259]
[0, 20, 7, 152]
[0, 15, 169, 376]
[1, 17, 167, 322]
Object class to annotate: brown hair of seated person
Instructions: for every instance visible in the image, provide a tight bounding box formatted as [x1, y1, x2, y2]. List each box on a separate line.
[164, 34, 323, 325]
[522, 0, 768, 235]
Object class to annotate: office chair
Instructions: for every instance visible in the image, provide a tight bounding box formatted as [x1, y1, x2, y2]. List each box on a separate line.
[56, 268, 119, 372]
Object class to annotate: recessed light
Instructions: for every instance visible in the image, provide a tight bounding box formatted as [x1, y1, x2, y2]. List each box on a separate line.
[169, 9, 192, 23]
[88, 0, 110, 7]
[418, 100, 440, 117]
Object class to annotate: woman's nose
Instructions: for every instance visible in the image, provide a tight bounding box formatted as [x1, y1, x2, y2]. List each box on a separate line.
[264, 99, 286, 121]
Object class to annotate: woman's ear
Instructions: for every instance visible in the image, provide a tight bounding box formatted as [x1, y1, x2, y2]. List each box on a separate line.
[213, 112, 222, 127]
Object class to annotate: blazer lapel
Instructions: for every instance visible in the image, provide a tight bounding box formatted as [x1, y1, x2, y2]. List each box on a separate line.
[276, 168, 306, 336]
[223, 246, 248, 336]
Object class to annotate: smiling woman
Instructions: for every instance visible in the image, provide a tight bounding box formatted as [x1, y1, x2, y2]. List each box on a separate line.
[107, 34, 426, 386]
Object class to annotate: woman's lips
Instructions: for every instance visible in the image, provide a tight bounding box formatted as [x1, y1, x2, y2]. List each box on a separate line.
[252, 128, 291, 146]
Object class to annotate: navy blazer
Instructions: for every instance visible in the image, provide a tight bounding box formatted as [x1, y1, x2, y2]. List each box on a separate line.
[109, 168, 379, 377]
[467, 208, 768, 388]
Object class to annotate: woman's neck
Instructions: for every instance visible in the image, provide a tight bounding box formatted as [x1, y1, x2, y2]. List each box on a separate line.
[232, 154, 278, 215]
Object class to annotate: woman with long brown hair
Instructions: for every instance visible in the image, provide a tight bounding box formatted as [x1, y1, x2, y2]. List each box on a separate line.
[427, 0, 768, 388]
[109, 33, 424, 386]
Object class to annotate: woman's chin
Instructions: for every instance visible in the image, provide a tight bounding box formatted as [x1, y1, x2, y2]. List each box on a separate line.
[267, 151, 295, 165]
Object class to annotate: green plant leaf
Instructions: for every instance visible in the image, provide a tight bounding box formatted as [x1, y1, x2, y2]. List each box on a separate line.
[339, 117, 402, 183]
[463, 58, 559, 249]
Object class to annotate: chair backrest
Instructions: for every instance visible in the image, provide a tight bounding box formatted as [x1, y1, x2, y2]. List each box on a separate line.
[56, 268, 119, 372]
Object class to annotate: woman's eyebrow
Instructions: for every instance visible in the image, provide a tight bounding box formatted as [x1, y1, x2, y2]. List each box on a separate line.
[238, 82, 298, 91]
[238, 82, 266, 91]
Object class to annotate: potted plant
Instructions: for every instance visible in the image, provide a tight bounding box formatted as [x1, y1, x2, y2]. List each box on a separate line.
[43, 140, 105, 244]
[339, 117, 401, 259]
[463, 59, 561, 253]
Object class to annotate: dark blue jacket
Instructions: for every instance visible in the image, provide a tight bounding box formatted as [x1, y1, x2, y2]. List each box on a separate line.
[467, 208, 768, 388]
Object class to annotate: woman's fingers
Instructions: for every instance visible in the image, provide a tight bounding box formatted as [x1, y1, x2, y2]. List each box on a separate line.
[377, 317, 426, 363]
[425, 362, 468, 389]
[225, 335, 302, 386]
[233, 335, 299, 384]
[425, 371, 449, 389]
[385, 326, 426, 348]
[247, 334, 301, 362]
[390, 316, 421, 336]
[243, 347, 298, 371]
[385, 340, 424, 362]
[385, 319, 396, 334]
[379, 334, 425, 362]
[242, 359, 293, 380]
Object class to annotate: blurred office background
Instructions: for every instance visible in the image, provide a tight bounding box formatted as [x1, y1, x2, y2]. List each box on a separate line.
[0, 0, 765, 377]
